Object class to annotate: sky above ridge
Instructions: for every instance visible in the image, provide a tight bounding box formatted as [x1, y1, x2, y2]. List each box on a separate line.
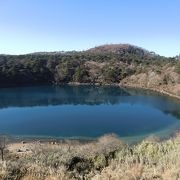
[0, 0, 179, 56]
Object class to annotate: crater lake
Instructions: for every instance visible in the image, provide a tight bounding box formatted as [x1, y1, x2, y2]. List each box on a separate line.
[0, 85, 179, 142]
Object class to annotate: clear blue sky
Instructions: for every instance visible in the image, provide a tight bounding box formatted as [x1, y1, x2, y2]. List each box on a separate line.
[0, 0, 179, 56]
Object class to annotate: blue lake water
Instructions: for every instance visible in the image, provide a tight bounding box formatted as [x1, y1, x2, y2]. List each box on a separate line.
[0, 85, 179, 141]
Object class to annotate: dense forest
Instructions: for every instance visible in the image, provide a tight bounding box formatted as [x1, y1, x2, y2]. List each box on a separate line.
[0, 44, 179, 91]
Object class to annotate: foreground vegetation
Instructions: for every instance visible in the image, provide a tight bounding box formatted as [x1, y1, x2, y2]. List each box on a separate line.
[0, 133, 180, 180]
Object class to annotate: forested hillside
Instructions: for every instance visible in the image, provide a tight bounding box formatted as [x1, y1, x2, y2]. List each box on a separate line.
[0, 44, 179, 96]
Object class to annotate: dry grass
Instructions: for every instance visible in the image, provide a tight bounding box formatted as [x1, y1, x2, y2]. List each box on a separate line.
[93, 134, 180, 180]
[0, 134, 180, 180]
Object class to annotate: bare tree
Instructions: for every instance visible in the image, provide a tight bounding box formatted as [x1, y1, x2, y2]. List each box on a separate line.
[0, 136, 6, 161]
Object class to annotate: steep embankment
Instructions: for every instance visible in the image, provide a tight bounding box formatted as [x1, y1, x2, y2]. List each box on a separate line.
[88, 44, 180, 98]
[0, 44, 179, 98]
[120, 64, 180, 98]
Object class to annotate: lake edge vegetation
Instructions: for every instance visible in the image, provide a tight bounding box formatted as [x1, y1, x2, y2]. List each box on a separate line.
[0, 133, 179, 180]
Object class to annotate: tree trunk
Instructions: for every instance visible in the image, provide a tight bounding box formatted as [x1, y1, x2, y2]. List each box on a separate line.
[0, 149, 4, 161]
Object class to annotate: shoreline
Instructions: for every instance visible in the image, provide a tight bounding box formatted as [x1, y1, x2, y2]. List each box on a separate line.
[5, 135, 96, 145]
[68, 82, 180, 100]
[120, 84, 180, 100]
[60, 81, 180, 100]
[4, 124, 180, 145]
[0, 82, 179, 100]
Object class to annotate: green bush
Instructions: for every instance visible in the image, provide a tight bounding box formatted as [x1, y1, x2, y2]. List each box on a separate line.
[175, 62, 180, 74]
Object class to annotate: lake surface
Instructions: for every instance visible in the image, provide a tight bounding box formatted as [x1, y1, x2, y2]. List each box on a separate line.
[0, 85, 179, 142]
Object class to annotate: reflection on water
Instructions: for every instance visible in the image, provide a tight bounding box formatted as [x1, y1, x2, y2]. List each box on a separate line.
[0, 85, 179, 140]
[0, 85, 179, 119]
[0, 85, 131, 107]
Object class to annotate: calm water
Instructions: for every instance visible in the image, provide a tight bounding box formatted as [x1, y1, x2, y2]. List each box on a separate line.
[0, 85, 179, 141]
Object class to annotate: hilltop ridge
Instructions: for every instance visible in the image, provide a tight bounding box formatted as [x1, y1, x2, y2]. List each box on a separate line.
[87, 44, 155, 56]
[1, 44, 157, 57]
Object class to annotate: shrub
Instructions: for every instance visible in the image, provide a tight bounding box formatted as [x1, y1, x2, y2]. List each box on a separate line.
[175, 62, 180, 74]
